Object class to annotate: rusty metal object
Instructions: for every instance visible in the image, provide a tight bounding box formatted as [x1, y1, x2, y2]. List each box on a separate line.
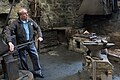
[1, 51, 19, 80]
[79, 33, 115, 80]
[0, 38, 35, 80]
[83, 41, 115, 59]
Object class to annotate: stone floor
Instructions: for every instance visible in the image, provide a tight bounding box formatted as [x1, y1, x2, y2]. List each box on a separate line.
[28, 45, 83, 80]
[27, 44, 120, 80]
[0, 44, 119, 80]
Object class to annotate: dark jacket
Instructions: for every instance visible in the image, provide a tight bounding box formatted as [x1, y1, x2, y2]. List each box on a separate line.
[6, 18, 42, 44]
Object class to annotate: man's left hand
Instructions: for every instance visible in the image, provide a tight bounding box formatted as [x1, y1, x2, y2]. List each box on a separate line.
[38, 37, 43, 42]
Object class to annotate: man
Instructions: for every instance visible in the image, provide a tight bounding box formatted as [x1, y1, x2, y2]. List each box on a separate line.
[5, 8, 44, 78]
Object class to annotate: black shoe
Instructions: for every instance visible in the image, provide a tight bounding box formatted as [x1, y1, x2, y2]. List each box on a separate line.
[34, 73, 44, 78]
[32, 70, 44, 78]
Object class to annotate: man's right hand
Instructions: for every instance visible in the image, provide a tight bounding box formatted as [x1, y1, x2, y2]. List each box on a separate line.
[8, 42, 14, 51]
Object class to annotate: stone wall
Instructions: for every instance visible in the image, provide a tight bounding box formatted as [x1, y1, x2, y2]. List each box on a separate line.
[34, 0, 84, 29]
[28, 0, 120, 49]
[0, 0, 29, 32]
[0, 0, 120, 49]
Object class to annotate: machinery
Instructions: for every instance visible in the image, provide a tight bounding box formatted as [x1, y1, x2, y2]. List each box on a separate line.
[79, 33, 115, 80]
[0, 39, 34, 80]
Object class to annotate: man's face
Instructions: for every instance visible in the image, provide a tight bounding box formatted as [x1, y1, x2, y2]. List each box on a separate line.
[19, 8, 28, 21]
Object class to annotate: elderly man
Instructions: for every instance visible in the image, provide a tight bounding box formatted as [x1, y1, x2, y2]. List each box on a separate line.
[5, 8, 44, 78]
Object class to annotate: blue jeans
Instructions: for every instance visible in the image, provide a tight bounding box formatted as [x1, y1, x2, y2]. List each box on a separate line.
[18, 42, 41, 71]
